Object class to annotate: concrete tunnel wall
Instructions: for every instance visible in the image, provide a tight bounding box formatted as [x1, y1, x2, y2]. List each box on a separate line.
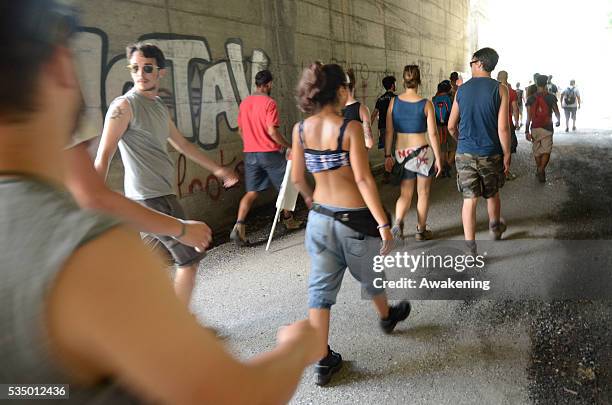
[72, 0, 472, 231]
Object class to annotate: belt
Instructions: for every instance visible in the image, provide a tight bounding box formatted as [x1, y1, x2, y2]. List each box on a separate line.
[311, 203, 369, 222]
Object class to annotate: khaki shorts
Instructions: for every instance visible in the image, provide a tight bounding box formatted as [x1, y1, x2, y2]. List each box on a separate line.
[531, 128, 553, 157]
[455, 153, 505, 199]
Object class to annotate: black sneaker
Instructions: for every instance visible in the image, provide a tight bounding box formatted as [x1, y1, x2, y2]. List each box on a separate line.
[315, 347, 343, 386]
[379, 301, 411, 334]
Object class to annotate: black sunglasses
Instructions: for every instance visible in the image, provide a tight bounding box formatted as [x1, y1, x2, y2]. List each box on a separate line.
[126, 64, 160, 74]
[469, 60, 480, 66]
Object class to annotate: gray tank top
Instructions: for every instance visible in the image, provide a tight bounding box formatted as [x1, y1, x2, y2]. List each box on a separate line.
[0, 177, 137, 404]
[118, 89, 175, 200]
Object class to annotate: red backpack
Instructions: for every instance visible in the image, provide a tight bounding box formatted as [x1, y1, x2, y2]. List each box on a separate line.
[530, 93, 552, 128]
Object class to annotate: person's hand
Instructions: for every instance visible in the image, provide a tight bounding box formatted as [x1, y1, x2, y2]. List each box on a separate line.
[177, 220, 212, 252]
[434, 159, 444, 178]
[503, 153, 511, 177]
[379, 226, 393, 255]
[525, 131, 533, 142]
[304, 195, 314, 209]
[277, 320, 325, 364]
[214, 166, 239, 189]
[384, 156, 394, 172]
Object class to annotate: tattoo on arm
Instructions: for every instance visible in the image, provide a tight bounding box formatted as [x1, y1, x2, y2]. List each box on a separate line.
[110, 105, 124, 120]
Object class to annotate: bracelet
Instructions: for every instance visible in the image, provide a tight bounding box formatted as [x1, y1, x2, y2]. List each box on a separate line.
[377, 223, 390, 229]
[385, 154, 392, 158]
[174, 219, 187, 239]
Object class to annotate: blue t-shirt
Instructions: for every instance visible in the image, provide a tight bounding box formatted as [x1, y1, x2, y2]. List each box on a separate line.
[456, 77, 502, 156]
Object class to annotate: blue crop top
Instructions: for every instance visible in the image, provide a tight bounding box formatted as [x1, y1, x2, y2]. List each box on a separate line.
[392, 97, 428, 133]
[299, 120, 351, 173]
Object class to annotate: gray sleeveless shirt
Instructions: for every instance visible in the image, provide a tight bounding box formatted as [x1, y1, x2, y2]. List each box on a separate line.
[117, 89, 175, 200]
[0, 177, 137, 404]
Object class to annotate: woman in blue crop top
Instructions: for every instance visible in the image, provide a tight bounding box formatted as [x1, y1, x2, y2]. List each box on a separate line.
[384, 65, 443, 241]
[291, 62, 412, 386]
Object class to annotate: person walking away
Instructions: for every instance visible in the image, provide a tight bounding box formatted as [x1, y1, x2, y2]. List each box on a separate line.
[292, 62, 412, 386]
[448, 47, 511, 253]
[547, 75, 559, 99]
[449, 71, 460, 100]
[384, 65, 443, 241]
[432, 80, 454, 177]
[497, 71, 519, 180]
[515, 82, 525, 128]
[560, 79, 581, 132]
[230, 70, 303, 246]
[526, 73, 540, 98]
[371, 75, 397, 182]
[342, 68, 374, 149]
[525, 74, 561, 183]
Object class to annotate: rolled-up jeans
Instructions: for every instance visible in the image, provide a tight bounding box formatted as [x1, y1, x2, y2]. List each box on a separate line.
[305, 204, 386, 309]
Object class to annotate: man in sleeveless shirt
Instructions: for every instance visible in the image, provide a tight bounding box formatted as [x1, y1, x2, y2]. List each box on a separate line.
[448, 47, 512, 251]
[95, 43, 239, 305]
[64, 105, 213, 257]
[0, 3, 322, 401]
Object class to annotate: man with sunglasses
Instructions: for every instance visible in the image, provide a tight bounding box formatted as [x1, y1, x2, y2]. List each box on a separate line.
[95, 42, 239, 305]
[448, 47, 512, 251]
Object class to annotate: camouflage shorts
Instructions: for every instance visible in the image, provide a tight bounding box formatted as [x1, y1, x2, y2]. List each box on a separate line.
[455, 153, 505, 199]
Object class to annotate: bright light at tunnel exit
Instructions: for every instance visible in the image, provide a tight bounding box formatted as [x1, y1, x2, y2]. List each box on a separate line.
[470, 0, 612, 129]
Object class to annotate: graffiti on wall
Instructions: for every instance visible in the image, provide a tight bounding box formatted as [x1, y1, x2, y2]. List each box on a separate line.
[306, 57, 439, 105]
[73, 28, 270, 199]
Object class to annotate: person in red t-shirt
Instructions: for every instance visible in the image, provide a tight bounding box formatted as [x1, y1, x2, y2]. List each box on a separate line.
[230, 70, 304, 245]
[497, 71, 519, 180]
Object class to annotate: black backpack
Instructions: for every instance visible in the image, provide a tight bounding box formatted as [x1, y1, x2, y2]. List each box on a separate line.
[564, 88, 576, 105]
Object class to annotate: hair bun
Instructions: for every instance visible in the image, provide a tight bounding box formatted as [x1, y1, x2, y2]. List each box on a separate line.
[296, 62, 346, 114]
[296, 62, 325, 113]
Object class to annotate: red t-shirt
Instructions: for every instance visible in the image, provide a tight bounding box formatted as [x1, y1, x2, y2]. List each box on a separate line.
[508, 85, 517, 124]
[237, 95, 281, 152]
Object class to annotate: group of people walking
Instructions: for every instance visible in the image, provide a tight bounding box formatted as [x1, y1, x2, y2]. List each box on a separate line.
[0, 1, 585, 402]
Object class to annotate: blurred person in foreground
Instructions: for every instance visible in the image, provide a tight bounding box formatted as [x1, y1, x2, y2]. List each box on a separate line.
[0, 1, 322, 403]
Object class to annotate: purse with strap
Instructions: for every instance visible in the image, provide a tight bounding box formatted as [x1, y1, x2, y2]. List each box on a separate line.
[311, 204, 390, 237]
[390, 145, 428, 185]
